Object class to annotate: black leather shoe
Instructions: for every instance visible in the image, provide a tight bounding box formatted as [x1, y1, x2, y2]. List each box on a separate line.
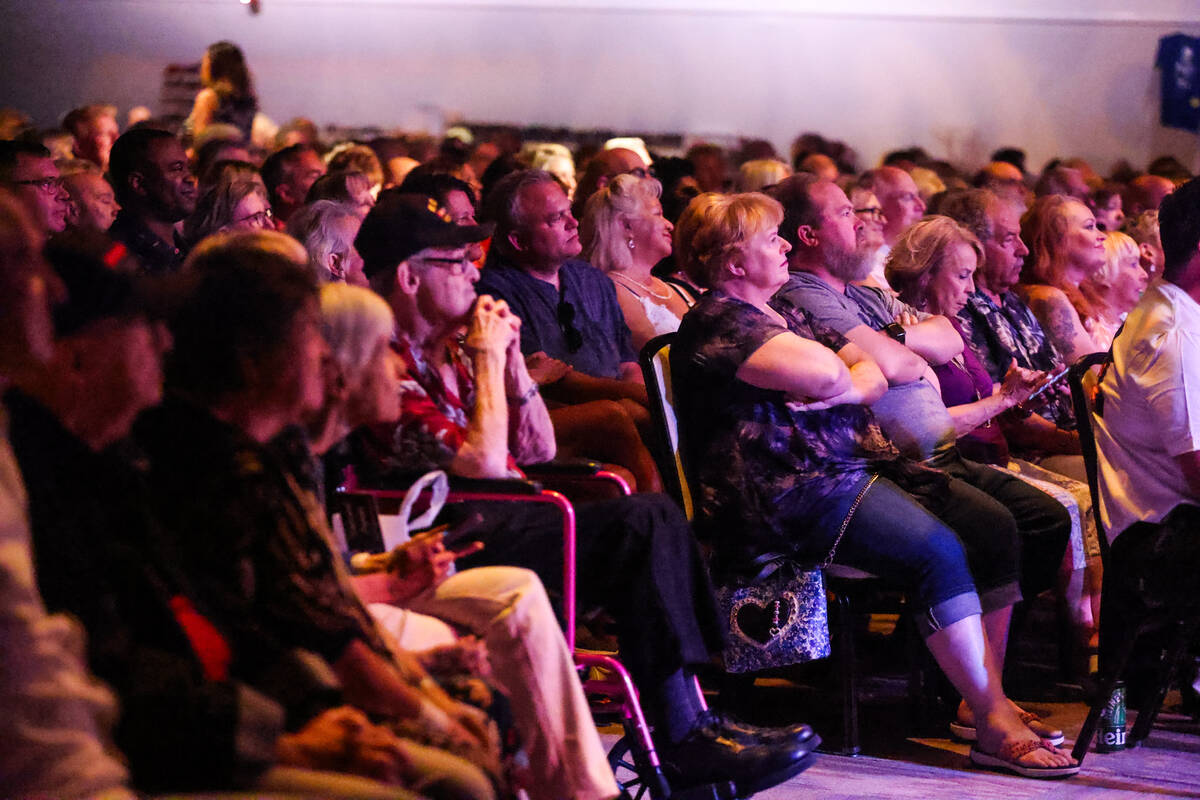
[658, 721, 817, 795]
[698, 709, 817, 749]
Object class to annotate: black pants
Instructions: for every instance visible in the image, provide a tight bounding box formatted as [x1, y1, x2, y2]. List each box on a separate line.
[455, 493, 724, 686]
[918, 455, 1072, 604]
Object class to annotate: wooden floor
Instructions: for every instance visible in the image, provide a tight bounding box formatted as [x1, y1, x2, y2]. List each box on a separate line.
[603, 701, 1200, 799]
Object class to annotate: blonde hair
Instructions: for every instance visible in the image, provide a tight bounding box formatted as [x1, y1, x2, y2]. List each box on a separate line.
[580, 173, 663, 273]
[319, 282, 395, 384]
[1091, 231, 1139, 290]
[1019, 194, 1082, 287]
[736, 159, 792, 192]
[674, 192, 783, 289]
[885, 216, 982, 310]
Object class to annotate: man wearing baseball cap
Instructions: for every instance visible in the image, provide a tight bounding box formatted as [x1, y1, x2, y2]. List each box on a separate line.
[354, 191, 818, 794]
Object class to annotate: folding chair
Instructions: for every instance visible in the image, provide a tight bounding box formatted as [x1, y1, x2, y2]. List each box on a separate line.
[337, 462, 733, 799]
[1068, 352, 1200, 763]
[639, 332, 887, 756]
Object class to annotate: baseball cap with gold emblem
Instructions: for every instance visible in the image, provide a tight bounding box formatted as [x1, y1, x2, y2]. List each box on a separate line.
[356, 188, 494, 280]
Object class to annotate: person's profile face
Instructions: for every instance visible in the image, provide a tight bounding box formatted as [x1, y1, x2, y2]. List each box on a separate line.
[10, 155, 70, 233]
[412, 245, 479, 325]
[981, 203, 1028, 293]
[144, 138, 197, 220]
[514, 181, 580, 267]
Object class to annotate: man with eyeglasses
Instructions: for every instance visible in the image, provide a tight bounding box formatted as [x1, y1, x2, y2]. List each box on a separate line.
[857, 166, 927, 250]
[0, 141, 71, 235]
[353, 190, 818, 795]
[107, 129, 197, 275]
[570, 147, 649, 222]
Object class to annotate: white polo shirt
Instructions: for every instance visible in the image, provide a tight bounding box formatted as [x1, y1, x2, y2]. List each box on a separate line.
[1094, 279, 1200, 540]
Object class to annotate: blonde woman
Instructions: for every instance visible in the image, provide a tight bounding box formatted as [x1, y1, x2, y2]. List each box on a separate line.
[736, 159, 792, 192]
[1079, 231, 1149, 350]
[580, 174, 694, 351]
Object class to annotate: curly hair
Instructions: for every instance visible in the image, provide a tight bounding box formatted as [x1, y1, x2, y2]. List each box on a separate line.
[579, 173, 663, 273]
[1019, 194, 1081, 286]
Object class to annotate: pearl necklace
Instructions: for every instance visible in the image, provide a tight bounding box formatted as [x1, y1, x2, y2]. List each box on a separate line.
[611, 271, 672, 301]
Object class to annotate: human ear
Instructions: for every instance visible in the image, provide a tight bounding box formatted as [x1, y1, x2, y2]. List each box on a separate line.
[796, 225, 820, 247]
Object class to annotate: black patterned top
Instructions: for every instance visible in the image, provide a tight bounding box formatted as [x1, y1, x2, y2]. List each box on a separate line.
[670, 291, 900, 580]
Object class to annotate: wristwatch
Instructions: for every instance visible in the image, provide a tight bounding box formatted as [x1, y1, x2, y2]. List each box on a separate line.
[883, 322, 907, 344]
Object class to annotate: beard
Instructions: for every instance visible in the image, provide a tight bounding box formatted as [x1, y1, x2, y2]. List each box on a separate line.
[826, 242, 872, 283]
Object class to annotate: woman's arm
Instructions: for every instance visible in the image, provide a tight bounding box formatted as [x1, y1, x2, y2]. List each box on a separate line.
[945, 361, 1045, 437]
[187, 88, 218, 136]
[1024, 285, 1104, 367]
[737, 331, 851, 399]
[612, 281, 662, 354]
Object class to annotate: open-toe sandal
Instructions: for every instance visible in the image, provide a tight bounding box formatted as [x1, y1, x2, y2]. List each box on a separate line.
[969, 739, 1079, 779]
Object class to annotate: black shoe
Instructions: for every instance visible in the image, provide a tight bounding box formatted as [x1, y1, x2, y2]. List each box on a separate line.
[698, 709, 817, 749]
[658, 720, 817, 795]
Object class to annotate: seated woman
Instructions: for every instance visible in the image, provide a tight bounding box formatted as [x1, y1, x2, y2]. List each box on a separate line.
[670, 191, 1078, 778]
[1017, 195, 1108, 367]
[185, 179, 273, 245]
[313, 282, 619, 800]
[885, 216, 1103, 676]
[1078, 230, 1149, 350]
[580, 174, 695, 352]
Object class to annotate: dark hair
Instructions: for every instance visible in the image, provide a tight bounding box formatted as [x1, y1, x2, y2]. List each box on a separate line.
[261, 143, 317, 200]
[168, 236, 317, 403]
[480, 153, 522, 209]
[765, 173, 822, 248]
[204, 41, 254, 100]
[1158, 177, 1200, 283]
[305, 169, 370, 206]
[991, 148, 1027, 174]
[194, 137, 248, 182]
[108, 128, 177, 205]
[0, 141, 51, 182]
[398, 170, 474, 207]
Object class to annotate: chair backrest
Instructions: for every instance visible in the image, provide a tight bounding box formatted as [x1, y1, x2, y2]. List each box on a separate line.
[1067, 351, 1112, 564]
[638, 333, 695, 520]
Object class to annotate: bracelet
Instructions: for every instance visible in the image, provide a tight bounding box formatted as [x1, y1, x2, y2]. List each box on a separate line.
[507, 384, 539, 406]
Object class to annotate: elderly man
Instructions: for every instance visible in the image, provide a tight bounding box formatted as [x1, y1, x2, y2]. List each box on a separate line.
[62, 104, 120, 172]
[0, 141, 71, 234]
[263, 143, 328, 226]
[939, 189, 1082, 457]
[858, 165, 926, 248]
[59, 160, 120, 232]
[477, 169, 662, 492]
[352, 190, 816, 794]
[1124, 174, 1176, 218]
[107, 129, 197, 274]
[570, 147, 647, 221]
[1092, 176, 1200, 670]
[1126, 209, 1165, 280]
[766, 176, 1072, 695]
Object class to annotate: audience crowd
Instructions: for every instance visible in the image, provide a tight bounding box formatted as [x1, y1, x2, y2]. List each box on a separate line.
[4, 37, 1200, 798]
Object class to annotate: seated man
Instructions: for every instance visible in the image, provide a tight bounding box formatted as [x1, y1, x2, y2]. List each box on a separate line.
[107, 128, 197, 274]
[351, 191, 817, 794]
[59, 159, 120, 233]
[261, 143, 327, 226]
[766, 176, 1071, 706]
[477, 169, 661, 492]
[62, 103, 120, 172]
[857, 166, 927, 252]
[0, 141, 71, 235]
[1093, 176, 1200, 656]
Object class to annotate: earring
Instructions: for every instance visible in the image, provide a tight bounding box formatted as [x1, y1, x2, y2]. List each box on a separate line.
[627, 238, 635, 250]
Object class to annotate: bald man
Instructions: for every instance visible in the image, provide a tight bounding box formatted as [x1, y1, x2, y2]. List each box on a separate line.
[1124, 174, 1175, 218]
[975, 161, 1029, 208]
[570, 147, 646, 220]
[859, 165, 927, 247]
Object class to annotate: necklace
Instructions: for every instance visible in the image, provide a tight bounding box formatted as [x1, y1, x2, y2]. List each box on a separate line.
[610, 271, 671, 301]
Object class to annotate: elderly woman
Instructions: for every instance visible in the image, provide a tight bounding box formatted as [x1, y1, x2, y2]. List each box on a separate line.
[886, 216, 1103, 677]
[1078, 231, 1149, 349]
[580, 174, 695, 351]
[184, 179, 272, 245]
[288, 199, 369, 286]
[670, 192, 1077, 778]
[315, 283, 620, 800]
[1017, 195, 1109, 367]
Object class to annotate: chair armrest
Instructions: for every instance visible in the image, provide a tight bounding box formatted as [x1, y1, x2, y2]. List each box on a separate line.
[521, 457, 605, 476]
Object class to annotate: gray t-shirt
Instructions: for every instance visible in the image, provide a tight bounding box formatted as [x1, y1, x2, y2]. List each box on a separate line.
[771, 271, 957, 463]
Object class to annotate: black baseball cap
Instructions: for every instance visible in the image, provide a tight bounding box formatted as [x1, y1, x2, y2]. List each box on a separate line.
[356, 189, 493, 280]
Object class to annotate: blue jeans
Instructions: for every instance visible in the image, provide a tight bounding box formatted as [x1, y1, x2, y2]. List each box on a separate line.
[827, 477, 1014, 637]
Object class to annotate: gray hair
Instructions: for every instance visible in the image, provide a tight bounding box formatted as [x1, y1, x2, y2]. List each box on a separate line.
[287, 199, 361, 283]
[482, 168, 561, 258]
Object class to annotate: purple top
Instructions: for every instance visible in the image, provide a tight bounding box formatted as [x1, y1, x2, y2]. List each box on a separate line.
[933, 320, 1010, 465]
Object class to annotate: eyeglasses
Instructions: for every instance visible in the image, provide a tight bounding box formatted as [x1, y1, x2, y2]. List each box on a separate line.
[11, 176, 64, 194]
[556, 289, 584, 353]
[416, 255, 474, 276]
[854, 207, 884, 220]
[234, 208, 274, 227]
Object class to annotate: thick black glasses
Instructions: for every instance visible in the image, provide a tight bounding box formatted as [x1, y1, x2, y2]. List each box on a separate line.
[556, 286, 583, 353]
